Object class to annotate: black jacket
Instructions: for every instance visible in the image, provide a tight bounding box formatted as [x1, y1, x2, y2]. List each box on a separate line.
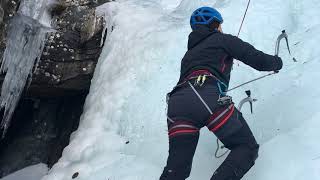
[178, 26, 283, 86]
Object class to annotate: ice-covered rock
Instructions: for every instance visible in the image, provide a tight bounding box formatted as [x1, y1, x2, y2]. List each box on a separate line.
[0, 0, 111, 178]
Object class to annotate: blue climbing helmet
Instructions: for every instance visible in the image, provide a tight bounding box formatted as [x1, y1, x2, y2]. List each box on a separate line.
[190, 7, 223, 30]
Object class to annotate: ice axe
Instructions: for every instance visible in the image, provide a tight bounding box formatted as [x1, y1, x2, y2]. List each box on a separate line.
[275, 30, 297, 62]
[238, 90, 257, 113]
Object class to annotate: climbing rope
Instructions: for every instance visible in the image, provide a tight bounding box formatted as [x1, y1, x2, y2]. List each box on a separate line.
[215, 139, 229, 158]
[234, 0, 251, 66]
[215, 0, 252, 159]
[237, 0, 251, 37]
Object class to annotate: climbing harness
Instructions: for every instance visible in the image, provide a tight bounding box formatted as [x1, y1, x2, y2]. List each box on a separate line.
[186, 75, 233, 158]
[188, 80, 213, 114]
[186, 71, 231, 107]
[166, 71, 218, 123]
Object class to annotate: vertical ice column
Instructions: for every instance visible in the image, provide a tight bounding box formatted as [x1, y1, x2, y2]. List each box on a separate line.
[0, 0, 51, 137]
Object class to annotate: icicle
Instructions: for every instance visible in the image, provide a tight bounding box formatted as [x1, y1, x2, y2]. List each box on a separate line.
[0, 0, 52, 137]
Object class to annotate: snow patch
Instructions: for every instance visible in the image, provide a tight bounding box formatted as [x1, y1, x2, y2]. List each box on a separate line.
[0, 164, 48, 180]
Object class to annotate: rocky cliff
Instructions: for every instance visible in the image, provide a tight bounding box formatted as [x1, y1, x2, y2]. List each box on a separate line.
[0, 0, 111, 177]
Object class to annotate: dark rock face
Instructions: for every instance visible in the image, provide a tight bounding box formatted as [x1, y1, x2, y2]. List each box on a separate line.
[29, 0, 108, 97]
[0, 7, 3, 24]
[30, 28, 103, 97]
[0, 0, 110, 96]
[0, 0, 111, 177]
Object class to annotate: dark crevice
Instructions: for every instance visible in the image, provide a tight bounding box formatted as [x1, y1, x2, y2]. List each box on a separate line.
[0, 94, 86, 178]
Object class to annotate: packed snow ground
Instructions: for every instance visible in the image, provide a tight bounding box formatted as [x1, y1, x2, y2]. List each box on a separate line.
[0, 164, 48, 180]
[41, 0, 320, 179]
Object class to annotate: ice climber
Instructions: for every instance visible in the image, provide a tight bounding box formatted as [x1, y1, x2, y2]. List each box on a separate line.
[160, 7, 283, 180]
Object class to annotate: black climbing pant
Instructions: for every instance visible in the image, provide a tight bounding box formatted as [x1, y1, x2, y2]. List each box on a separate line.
[160, 78, 259, 180]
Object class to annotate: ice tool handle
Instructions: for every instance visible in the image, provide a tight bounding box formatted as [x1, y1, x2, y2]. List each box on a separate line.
[238, 90, 257, 113]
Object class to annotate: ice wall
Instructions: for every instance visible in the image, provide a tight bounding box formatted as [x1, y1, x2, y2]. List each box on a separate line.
[42, 0, 320, 180]
[0, 0, 52, 137]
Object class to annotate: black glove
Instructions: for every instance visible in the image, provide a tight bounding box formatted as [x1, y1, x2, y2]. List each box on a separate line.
[273, 55, 283, 72]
